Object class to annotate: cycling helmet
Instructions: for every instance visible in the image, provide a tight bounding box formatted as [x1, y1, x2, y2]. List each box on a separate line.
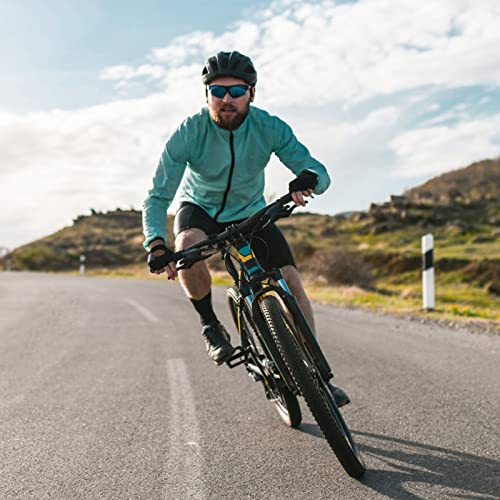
[202, 51, 257, 85]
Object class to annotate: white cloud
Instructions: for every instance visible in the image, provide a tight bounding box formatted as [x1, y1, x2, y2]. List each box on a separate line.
[391, 113, 500, 177]
[2, 0, 500, 248]
[289, 106, 401, 157]
[100, 64, 167, 91]
[0, 93, 205, 247]
[100, 64, 136, 81]
[100, 0, 500, 106]
[420, 102, 471, 127]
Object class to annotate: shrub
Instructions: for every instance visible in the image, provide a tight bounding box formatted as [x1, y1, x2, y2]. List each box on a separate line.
[291, 240, 316, 260]
[464, 259, 499, 286]
[303, 248, 374, 289]
[15, 246, 60, 270]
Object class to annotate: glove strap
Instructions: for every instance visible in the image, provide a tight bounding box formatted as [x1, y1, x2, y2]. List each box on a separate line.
[148, 243, 168, 254]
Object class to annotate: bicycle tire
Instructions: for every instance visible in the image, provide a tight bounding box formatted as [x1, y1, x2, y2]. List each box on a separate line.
[259, 293, 366, 479]
[226, 287, 302, 428]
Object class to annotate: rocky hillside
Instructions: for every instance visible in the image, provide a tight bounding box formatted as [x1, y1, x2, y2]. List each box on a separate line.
[285, 158, 499, 294]
[358, 158, 500, 236]
[4, 209, 172, 271]
[3, 158, 499, 296]
[405, 158, 500, 204]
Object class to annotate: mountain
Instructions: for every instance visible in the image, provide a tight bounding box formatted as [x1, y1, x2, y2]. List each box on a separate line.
[3, 209, 166, 271]
[361, 157, 499, 235]
[405, 158, 500, 204]
[2, 158, 499, 298]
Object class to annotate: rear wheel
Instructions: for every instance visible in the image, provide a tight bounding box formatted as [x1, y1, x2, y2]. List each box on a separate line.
[226, 287, 302, 427]
[267, 379, 301, 427]
[259, 293, 366, 479]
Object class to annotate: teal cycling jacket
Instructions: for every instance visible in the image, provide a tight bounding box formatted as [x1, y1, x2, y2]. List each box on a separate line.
[142, 106, 331, 249]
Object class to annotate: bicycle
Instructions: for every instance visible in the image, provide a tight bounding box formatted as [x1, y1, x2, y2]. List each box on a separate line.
[170, 193, 366, 479]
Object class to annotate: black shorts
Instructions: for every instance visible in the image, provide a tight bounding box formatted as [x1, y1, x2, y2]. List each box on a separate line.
[174, 202, 296, 271]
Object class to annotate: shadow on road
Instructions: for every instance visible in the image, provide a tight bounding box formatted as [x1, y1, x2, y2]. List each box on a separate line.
[298, 425, 500, 499]
[355, 430, 500, 499]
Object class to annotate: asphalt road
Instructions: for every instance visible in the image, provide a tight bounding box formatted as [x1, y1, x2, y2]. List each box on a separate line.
[1, 272, 499, 500]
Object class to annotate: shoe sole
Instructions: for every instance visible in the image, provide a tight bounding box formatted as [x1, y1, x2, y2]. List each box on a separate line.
[211, 346, 236, 366]
[336, 397, 351, 408]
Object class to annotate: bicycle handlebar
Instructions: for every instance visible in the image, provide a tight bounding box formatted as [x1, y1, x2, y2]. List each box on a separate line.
[172, 193, 295, 270]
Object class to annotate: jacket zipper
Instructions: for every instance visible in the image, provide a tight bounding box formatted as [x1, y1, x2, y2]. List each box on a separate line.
[214, 131, 235, 221]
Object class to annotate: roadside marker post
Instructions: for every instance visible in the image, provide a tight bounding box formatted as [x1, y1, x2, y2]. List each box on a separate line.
[80, 254, 86, 276]
[422, 234, 435, 311]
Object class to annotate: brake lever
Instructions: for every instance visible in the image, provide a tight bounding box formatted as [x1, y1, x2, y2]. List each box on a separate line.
[176, 250, 200, 270]
[175, 245, 218, 270]
[251, 200, 296, 233]
[176, 256, 198, 270]
[282, 203, 296, 217]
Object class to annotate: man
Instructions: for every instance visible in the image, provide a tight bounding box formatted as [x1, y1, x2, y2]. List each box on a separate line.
[142, 51, 349, 406]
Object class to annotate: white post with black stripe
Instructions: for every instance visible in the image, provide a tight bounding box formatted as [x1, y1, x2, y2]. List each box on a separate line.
[422, 234, 435, 311]
[80, 254, 86, 276]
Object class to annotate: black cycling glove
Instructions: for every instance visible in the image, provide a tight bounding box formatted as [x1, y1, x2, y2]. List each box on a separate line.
[288, 171, 318, 193]
[147, 241, 176, 273]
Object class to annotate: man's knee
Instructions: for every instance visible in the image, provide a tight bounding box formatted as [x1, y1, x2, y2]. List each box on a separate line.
[175, 228, 207, 251]
[281, 265, 305, 295]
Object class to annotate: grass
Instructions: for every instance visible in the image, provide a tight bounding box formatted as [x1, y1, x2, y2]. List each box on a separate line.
[304, 281, 499, 330]
[285, 215, 500, 260]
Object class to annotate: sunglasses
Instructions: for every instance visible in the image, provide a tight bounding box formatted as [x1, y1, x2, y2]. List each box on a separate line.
[208, 84, 250, 99]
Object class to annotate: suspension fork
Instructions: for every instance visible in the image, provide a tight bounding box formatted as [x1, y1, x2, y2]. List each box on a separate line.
[252, 281, 334, 382]
[246, 287, 297, 393]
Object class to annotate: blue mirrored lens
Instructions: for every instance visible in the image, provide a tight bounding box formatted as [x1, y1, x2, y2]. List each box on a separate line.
[228, 85, 248, 98]
[209, 86, 227, 98]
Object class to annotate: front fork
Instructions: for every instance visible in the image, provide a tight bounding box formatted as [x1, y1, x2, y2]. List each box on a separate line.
[251, 271, 334, 383]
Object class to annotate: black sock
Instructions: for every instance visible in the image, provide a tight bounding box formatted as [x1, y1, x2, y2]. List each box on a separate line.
[190, 291, 218, 326]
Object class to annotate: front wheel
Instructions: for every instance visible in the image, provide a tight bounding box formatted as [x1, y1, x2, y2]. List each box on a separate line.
[259, 293, 366, 479]
[226, 287, 302, 428]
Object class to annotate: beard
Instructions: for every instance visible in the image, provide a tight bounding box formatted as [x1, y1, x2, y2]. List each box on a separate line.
[209, 102, 250, 131]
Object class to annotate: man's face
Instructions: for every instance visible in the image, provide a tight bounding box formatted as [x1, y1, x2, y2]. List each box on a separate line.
[207, 77, 255, 131]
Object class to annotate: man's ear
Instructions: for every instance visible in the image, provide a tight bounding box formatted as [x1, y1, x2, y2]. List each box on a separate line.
[250, 86, 256, 102]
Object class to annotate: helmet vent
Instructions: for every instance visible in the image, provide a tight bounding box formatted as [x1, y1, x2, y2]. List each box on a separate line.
[201, 51, 257, 85]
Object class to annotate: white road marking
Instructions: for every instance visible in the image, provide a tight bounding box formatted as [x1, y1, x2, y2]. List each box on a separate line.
[165, 358, 205, 499]
[125, 299, 159, 323]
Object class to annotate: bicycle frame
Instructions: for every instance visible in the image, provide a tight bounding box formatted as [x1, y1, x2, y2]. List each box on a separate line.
[222, 231, 334, 383]
[171, 193, 334, 383]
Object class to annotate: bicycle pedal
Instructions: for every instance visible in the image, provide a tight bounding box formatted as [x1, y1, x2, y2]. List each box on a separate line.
[225, 346, 248, 368]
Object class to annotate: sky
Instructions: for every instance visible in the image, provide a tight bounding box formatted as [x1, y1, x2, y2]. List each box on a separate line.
[1, 0, 500, 250]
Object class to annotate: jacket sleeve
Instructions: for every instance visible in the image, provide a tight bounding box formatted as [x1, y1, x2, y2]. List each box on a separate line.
[142, 126, 188, 250]
[273, 117, 331, 194]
